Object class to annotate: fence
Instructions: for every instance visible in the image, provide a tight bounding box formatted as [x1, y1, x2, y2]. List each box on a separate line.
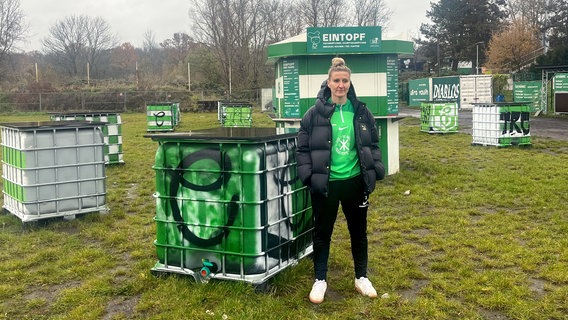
[0, 90, 262, 113]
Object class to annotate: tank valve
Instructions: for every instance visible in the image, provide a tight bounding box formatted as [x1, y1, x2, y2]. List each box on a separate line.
[200, 259, 218, 279]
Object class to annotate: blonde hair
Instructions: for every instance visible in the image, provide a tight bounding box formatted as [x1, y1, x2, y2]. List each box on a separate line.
[328, 57, 351, 78]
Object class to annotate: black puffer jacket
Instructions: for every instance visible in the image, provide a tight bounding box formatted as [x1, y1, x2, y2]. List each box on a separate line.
[297, 80, 385, 197]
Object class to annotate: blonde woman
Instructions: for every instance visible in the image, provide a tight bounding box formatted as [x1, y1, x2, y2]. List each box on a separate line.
[297, 57, 385, 304]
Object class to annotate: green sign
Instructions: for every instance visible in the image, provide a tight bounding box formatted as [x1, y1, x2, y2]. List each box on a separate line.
[306, 27, 382, 53]
[409, 78, 430, 107]
[282, 58, 300, 117]
[386, 55, 399, 114]
[513, 81, 541, 102]
[554, 73, 568, 92]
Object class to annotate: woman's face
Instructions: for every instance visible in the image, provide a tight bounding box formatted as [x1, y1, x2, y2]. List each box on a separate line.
[327, 71, 351, 101]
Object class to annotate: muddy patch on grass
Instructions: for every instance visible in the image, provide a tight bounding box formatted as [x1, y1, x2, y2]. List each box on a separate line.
[477, 308, 510, 320]
[528, 277, 547, 297]
[102, 295, 140, 320]
[399, 279, 429, 300]
[25, 280, 82, 302]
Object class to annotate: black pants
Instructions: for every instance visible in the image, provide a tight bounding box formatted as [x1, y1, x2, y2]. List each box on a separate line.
[311, 175, 369, 281]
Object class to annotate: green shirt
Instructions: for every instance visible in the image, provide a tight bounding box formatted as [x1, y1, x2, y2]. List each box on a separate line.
[329, 99, 360, 180]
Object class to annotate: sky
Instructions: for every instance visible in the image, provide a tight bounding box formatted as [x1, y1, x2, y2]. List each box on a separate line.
[383, 0, 431, 40]
[19, 0, 431, 52]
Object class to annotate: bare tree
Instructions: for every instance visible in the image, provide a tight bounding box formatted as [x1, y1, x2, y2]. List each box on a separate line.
[322, 0, 343, 26]
[298, 0, 392, 28]
[190, 0, 393, 91]
[191, 0, 272, 91]
[42, 15, 87, 76]
[138, 29, 165, 84]
[160, 32, 194, 64]
[262, 0, 305, 43]
[351, 0, 392, 28]
[159, 32, 196, 81]
[42, 15, 116, 78]
[191, 0, 232, 85]
[83, 16, 118, 76]
[301, 0, 346, 27]
[142, 29, 158, 52]
[0, 0, 27, 66]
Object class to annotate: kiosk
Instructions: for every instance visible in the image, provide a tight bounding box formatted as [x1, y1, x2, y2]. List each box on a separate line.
[267, 27, 413, 175]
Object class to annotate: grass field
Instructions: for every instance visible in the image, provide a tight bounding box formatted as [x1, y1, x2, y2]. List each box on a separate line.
[0, 110, 567, 319]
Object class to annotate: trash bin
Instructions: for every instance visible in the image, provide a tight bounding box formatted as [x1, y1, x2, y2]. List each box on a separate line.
[219, 102, 253, 127]
[146, 128, 313, 284]
[147, 103, 176, 132]
[1, 121, 108, 222]
[472, 102, 531, 146]
[420, 101, 459, 133]
[49, 111, 124, 165]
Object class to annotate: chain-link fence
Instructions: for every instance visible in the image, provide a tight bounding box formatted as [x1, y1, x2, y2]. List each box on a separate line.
[0, 90, 263, 113]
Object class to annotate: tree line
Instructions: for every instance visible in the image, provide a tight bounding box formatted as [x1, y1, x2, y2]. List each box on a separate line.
[0, 0, 392, 95]
[1, 0, 567, 97]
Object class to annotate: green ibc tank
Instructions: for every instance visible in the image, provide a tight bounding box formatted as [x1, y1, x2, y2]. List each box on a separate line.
[147, 103, 175, 131]
[146, 128, 313, 284]
[220, 103, 253, 127]
[420, 101, 458, 133]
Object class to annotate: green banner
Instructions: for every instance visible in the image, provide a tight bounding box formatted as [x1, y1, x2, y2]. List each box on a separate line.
[306, 27, 381, 53]
[513, 81, 541, 103]
[554, 73, 568, 92]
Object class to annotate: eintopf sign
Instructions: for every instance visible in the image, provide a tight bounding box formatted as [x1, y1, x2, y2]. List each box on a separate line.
[307, 26, 382, 53]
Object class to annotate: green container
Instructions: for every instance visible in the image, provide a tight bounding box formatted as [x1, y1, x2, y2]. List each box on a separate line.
[49, 112, 124, 165]
[420, 101, 458, 133]
[1, 121, 108, 222]
[472, 103, 531, 146]
[147, 103, 176, 131]
[220, 103, 253, 127]
[146, 128, 313, 284]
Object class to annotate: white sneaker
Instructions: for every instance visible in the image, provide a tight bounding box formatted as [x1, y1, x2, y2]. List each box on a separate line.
[355, 277, 377, 298]
[309, 279, 327, 304]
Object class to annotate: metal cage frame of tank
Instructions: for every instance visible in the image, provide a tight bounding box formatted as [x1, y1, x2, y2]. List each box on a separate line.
[1, 121, 109, 222]
[146, 128, 313, 285]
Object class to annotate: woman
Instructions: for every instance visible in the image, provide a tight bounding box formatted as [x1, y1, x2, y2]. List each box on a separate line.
[297, 57, 385, 304]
